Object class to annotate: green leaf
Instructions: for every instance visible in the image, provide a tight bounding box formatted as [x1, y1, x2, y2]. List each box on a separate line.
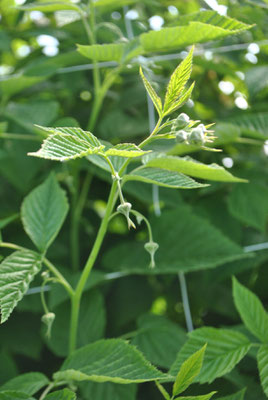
[28, 126, 104, 161]
[166, 82, 195, 115]
[93, 0, 135, 8]
[0, 251, 42, 324]
[105, 143, 150, 158]
[139, 67, 162, 117]
[0, 373, 49, 395]
[164, 47, 194, 115]
[173, 345, 206, 397]
[217, 388, 246, 400]
[54, 339, 166, 384]
[131, 313, 186, 369]
[103, 206, 249, 274]
[19, 0, 79, 12]
[0, 392, 35, 400]
[228, 112, 268, 140]
[77, 43, 126, 62]
[145, 155, 246, 182]
[140, 11, 252, 52]
[257, 345, 268, 397]
[21, 174, 69, 252]
[174, 393, 216, 400]
[232, 277, 268, 343]
[124, 166, 208, 189]
[44, 388, 76, 399]
[169, 328, 251, 384]
[227, 183, 268, 232]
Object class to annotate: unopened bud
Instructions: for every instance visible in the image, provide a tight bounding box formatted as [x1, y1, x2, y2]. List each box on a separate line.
[42, 312, 55, 339]
[144, 241, 159, 268]
[176, 113, 190, 129]
[117, 202, 136, 229]
[188, 127, 205, 146]
[175, 130, 188, 143]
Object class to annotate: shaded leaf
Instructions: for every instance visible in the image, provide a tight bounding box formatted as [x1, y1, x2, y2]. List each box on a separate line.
[175, 393, 216, 400]
[54, 339, 166, 384]
[217, 388, 246, 400]
[0, 392, 35, 400]
[124, 166, 208, 189]
[131, 313, 186, 369]
[0, 251, 42, 324]
[44, 388, 76, 399]
[21, 174, 69, 252]
[79, 381, 137, 400]
[169, 328, 251, 384]
[233, 277, 268, 343]
[103, 206, 250, 274]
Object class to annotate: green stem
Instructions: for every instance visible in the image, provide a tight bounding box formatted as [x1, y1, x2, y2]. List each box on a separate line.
[39, 382, 55, 400]
[69, 180, 118, 354]
[0, 133, 41, 141]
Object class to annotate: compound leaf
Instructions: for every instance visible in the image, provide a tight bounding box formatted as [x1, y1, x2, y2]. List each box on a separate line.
[233, 277, 268, 343]
[0, 251, 42, 324]
[21, 174, 69, 253]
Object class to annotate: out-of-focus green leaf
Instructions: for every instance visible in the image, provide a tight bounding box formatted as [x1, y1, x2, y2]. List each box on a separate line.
[0, 373, 49, 395]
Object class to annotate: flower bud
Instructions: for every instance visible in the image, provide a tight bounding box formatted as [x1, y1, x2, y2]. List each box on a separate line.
[188, 127, 205, 146]
[175, 130, 188, 143]
[144, 241, 159, 268]
[42, 312, 55, 339]
[117, 202, 136, 229]
[176, 113, 190, 129]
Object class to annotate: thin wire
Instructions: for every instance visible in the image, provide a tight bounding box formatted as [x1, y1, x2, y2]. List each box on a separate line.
[178, 272, 194, 332]
[244, 242, 268, 252]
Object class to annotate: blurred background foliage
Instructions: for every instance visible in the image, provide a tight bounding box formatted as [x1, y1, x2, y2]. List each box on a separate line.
[0, 0, 268, 399]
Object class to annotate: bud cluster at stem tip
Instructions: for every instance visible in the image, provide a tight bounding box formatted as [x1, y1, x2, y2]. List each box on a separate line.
[171, 113, 214, 147]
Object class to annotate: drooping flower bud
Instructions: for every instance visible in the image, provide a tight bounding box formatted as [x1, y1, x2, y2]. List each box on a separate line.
[144, 241, 159, 268]
[42, 312, 55, 339]
[117, 202, 136, 229]
[188, 126, 205, 146]
[175, 130, 188, 143]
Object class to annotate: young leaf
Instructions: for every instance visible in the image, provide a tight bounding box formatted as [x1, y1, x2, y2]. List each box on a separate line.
[44, 388, 76, 399]
[77, 43, 126, 62]
[139, 67, 162, 117]
[173, 345, 206, 397]
[163, 47, 194, 115]
[124, 166, 208, 189]
[165, 82, 195, 115]
[257, 345, 268, 397]
[169, 328, 251, 384]
[0, 372, 49, 395]
[54, 339, 166, 384]
[232, 277, 268, 343]
[0, 251, 42, 324]
[21, 174, 69, 253]
[145, 155, 247, 182]
[175, 393, 216, 400]
[28, 126, 104, 161]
